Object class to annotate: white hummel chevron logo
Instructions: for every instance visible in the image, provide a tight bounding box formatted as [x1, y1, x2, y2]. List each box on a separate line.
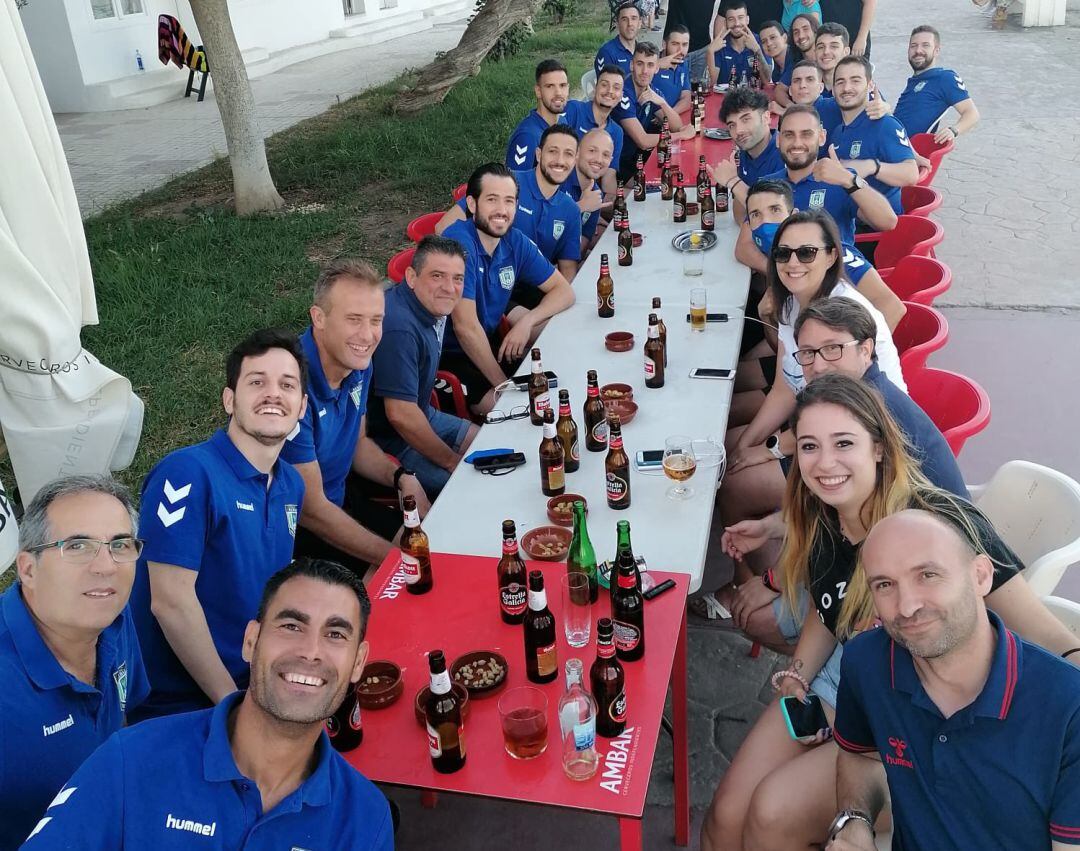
[163, 480, 191, 503]
[25, 817, 52, 841]
[158, 478, 190, 528]
[514, 154, 527, 165]
[620, 97, 630, 109]
[515, 144, 527, 155]
[25, 786, 78, 840]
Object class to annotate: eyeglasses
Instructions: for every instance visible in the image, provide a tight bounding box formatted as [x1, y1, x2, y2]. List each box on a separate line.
[793, 339, 862, 366]
[485, 405, 529, 424]
[773, 244, 828, 264]
[29, 536, 145, 564]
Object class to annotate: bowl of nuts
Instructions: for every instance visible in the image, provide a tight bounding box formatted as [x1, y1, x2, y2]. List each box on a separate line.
[603, 398, 639, 425]
[600, 382, 634, 402]
[547, 494, 587, 526]
[450, 650, 509, 698]
[521, 525, 572, 561]
[413, 681, 470, 726]
[355, 660, 404, 710]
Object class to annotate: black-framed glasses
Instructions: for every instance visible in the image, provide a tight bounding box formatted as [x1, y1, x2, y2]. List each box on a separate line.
[29, 536, 145, 564]
[773, 244, 828, 264]
[485, 405, 529, 424]
[793, 339, 862, 366]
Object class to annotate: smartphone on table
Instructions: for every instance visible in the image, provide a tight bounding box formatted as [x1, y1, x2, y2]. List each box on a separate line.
[688, 368, 734, 380]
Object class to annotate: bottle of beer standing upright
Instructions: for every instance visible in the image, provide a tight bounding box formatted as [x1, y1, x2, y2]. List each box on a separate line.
[644, 314, 665, 389]
[325, 685, 363, 751]
[700, 183, 716, 231]
[425, 650, 466, 773]
[660, 160, 674, 201]
[657, 119, 670, 169]
[539, 409, 566, 497]
[696, 155, 709, 200]
[596, 254, 614, 318]
[583, 370, 608, 452]
[651, 297, 668, 366]
[605, 415, 631, 510]
[609, 519, 640, 606]
[728, 65, 738, 88]
[498, 520, 528, 624]
[527, 348, 550, 425]
[524, 570, 558, 684]
[612, 184, 627, 231]
[717, 180, 729, 214]
[673, 173, 687, 223]
[611, 550, 645, 662]
[617, 219, 633, 267]
[590, 618, 627, 738]
[556, 389, 580, 474]
[633, 155, 647, 201]
[400, 495, 433, 595]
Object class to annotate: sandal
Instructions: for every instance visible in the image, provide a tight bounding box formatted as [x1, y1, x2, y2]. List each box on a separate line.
[687, 592, 741, 629]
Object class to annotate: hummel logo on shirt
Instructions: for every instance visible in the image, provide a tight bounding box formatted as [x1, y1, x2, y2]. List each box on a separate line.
[165, 812, 218, 836]
[235, 501, 255, 512]
[42, 714, 74, 737]
[157, 478, 191, 528]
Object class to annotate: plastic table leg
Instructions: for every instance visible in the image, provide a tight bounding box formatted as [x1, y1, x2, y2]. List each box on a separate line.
[619, 816, 643, 850]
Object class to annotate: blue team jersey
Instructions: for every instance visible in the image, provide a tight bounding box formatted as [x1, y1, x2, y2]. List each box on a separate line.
[737, 133, 785, 187]
[827, 111, 915, 214]
[654, 59, 691, 108]
[442, 219, 555, 350]
[771, 50, 793, 84]
[762, 167, 861, 245]
[564, 169, 602, 241]
[20, 692, 394, 851]
[612, 84, 663, 169]
[562, 99, 625, 165]
[280, 328, 370, 508]
[594, 36, 634, 77]
[814, 94, 843, 136]
[510, 168, 582, 263]
[894, 66, 971, 135]
[130, 429, 304, 718]
[0, 589, 148, 849]
[506, 109, 565, 170]
[712, 36, 764, 85]
[834, 611, 1080, 851]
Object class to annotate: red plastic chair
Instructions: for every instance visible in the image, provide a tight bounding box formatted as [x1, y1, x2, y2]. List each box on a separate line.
[901, 185, 943, 218]
[386, 247, 415, 283]
[855, 215, 944, 276]
[406, 211, 443, 243]
[910, 132, 954, 187]
[893, 301, 949, 377]
[881, 256, 952, 306]
[433, 370, 472, 421]
[451, 183, 468, 202]
[905, 367, 991, 456]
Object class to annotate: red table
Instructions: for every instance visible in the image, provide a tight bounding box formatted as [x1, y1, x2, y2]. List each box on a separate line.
[345, 551, 691, 850]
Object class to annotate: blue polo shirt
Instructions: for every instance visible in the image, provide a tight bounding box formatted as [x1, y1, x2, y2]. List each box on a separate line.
[368, 282, 444, 441]
[762, 167, 861, 244]
[280, 328, 370, 508]
[130, 428, 304, 718]
[862, 362, 968, 496]
[654, 59, 690, 108]
[827, 110, 916, 214]
[562, 99, 625, 165]
[442, 219, 555, 352]
[814, 94, 843, 136]
[594, 36, 634, 77]
[20, 691, 393, 850]
[564, 169, 602, 242]
[770, 51, 792, 84]
[737, 132, 784, 188]
[0, 588, 148, 849]
[834, 611, 1080, 850]
[895, 66, 972, 136]
[612, 83, 663, 170]
[506, 108, 564, 170]
[712, 36, 762, 85]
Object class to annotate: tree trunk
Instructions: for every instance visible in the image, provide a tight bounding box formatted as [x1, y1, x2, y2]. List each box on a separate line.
[189, 0, 284, 215]
[394, 0, 544, 115]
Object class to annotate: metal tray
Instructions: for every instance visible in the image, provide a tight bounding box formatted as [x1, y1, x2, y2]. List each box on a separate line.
[703, 127, 731, 140]
[671, 230, 719, 252]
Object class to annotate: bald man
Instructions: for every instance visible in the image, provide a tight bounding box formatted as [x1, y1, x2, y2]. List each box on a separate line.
[565, 128, 617, 256]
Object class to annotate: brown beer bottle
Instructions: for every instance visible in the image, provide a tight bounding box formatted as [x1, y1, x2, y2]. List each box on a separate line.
[498, 520, 528, 624]
[556, 389, 580, 474]
[611, 550, 645, 662]
[696, 155, 709, 199]
[660, 160, 674, 201]
[524, 570, 558, 684]
[673, 172, 687, 223]
[596, 254, 615, 318]
[612, 184, 627, 232]
[325, 685, 363, 751]
[633, 155, 647, 201]
[590, 618, 627, 738]
[657, 118, 669, 168]
[527, 347, 550, 425]
[700, 183, 716, 231]
[605, 415, 631, 510]
[425, 649, 466, 773]
[644, 313, 665, 389]
[617, 220, 633, 267]
[651, 297, 668, 366]
[400, 495, 433, 595]
[539, 409, 566, 496]
[717, 180, 729, 214]
[583, 370, 608, 452]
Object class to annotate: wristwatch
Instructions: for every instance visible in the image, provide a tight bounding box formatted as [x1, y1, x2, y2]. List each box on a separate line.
[844, 174, 867, 195]
[827, 810, 875, 842]
[393, 466, 415, 489]
[765, 433, 785, 460]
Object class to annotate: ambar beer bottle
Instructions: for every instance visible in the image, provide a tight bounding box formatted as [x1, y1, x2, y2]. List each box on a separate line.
[717, 179, 729, 214]
[660, 160, 674, 201]
[657, 118, 669, 168]
[400, 494, 433, 594]
[524, 570, 558, 684]
[583, 370, 608, 452]
[325, 685, 363, 751]
[605, 415, 631, 510]
[608, 519, 640, 606]
[539, 409, 566, 496]
[696, 155, 709, 199]
[596, 254, 615, 318]
[644, 313, 665, 389]
[617, 219, 633, 267]
[612, 185, 628, 231]
[590, 618, 627, 738]
[673, 172, 687, 223]
[528, 348, 550, 425]
[651, 297, 668, 365]
[498, 520, 528, 624]
[700, 183, 716, 231]
[556, 389, 580, 474]
[611, 550, 646, 662]
[425, 650, 466, 773]
[633, 155, 647, 201]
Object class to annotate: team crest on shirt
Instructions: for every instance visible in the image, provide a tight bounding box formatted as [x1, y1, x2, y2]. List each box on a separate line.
[553, 220, 565, 239]
[914, 81, 927, 93]
[849, 141, 862, 158]
[349, 380, 364, 409]
[113, 662, 129, 713]
[808, 190, 826, 209]
[499, 266, 516, 290]
[285, 504, 298, 538]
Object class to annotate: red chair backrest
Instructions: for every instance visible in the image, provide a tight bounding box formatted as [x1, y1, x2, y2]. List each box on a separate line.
[386, 247, 415, 283]
[434, 370, 475, 421]
[893, 301, 949, 376]
[874, 215, 944, 271]
[406, 211, 444, 243]
[905, 367, 991, 456]
[911, 132, 954, 187]
[901, 185, 943, 218]
[881, 256, 952, 306]
[452, 183, 468, 201]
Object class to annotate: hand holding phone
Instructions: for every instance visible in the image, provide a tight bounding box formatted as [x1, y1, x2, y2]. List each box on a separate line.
[780, 695, 831, 744]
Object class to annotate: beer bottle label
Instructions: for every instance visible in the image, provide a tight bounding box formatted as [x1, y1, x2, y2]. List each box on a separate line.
[503, 538, 519, 555]
[534, 392, 550, 416]
[597, 640, 616, 659]
[400, 552, 421, 583]
[546, 461, 565, 491]
[702, 210, 715, 228]
[573, 719, 597, 751]
[606, 471, 629, 504]
[592, 420, 608, 444]
[610, 690, 628, 723]
[618, 244, 629, 262]
[349, 699, 363, 731]
[644, 356, 656, 378]
[570, 439, 580, 461]
[673, 203, 684, 218]
[612, 619, 641, 652]
[501, 582, 527, 616]
[426, 722, 443, 758]
[536, 641, 558, 678]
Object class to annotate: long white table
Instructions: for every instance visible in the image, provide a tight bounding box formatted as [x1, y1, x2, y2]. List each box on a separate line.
[423, 194, 750, 592]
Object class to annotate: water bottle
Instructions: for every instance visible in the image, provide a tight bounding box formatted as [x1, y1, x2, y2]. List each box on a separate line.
[558, 658, 599, 781]
[136, 50, 145, 72]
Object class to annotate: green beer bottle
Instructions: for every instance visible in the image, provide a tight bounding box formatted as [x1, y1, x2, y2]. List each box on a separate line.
[567, 501, 598, 604]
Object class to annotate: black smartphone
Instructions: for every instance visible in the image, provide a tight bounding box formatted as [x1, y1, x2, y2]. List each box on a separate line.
[780, 695, 830, 741]
[685, 313, 729, 323]
[511, 370, 558, 390]
[688, 368, 734, 380]
[473, 452, 526, 472]
[643, 579, 676, 600]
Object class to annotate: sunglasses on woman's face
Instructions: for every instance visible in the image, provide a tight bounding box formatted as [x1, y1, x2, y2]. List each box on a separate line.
[773, 244, 828, 264]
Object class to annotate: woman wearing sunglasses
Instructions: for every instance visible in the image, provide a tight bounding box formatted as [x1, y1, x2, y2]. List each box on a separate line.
[700, 374, 1079, 851]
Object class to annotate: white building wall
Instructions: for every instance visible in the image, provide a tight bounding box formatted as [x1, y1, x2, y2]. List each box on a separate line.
[18, 0, 85, 113]
[222, 0, 344, 54]
[63, 0, 183, 87]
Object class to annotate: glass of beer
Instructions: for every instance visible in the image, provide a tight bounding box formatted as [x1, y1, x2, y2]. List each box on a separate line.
[690, 289, 707, 332]
[498, 686, 549, 759]
[663, 434, 697, 500]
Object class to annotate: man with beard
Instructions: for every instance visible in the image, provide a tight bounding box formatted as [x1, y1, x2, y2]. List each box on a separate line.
[506, 59, 569, 170]
[564, 128, 615, 256]
[21, 558, 393, 850]
[707, 1, 771, 90]
[595, 2, 641, 77]
[894, 25, 980, 139]
[773, 13, 818, 105]
[707, 87, 784, 220]
[827, 510, 1080, 851]
[129, 330, 308, 720]
[439, 164, 575, 416]
[562, 65, 626, 166]
[653, 25, 693, 111]
[828, 55, 918, 215]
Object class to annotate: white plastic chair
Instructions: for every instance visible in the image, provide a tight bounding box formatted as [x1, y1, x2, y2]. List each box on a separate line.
[968, 460, 1080, 597]
[581, 69, 596, 99]
[1042, 595, 1080, 638]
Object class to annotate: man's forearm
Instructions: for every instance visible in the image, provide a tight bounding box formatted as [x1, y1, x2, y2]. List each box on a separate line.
[657, 99, 685, 131]
[852, 186, 898, 231]
[774, 82, 792, 107]
[674, 92, 692, 116]
[557, 258, 579, 283]
[530, 283, 576, 325]
[299, 495, 394, 564]
[153, 597, 237, 703]
[387, 402, 460, 470]
[355, 434, 398, 486]
[953, 103, 980, 136]
[857, 0, 877, 42]
[835, 749, 889, 822]
[457, 322, 509, 387]
[872, 160, 919, 188]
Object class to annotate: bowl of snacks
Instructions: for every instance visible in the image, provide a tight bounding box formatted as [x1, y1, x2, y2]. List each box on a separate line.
[547, 494, 587, 526]
[605, 331, 634, 353]
[413, 681, 470, 727]
[520, 525, 572, 561]
[631, 232, 643, 247]
[603, 398, 639, 425]
[355, 660, 404, 709]
[600, 382, 634, 402]
[450, 650, 508, 698]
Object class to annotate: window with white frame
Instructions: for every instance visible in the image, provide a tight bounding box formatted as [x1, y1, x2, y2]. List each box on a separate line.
[91, 0, 145, 20]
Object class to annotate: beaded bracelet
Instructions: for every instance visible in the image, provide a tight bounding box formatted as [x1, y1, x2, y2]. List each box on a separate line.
[770, 668, 810, 693]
